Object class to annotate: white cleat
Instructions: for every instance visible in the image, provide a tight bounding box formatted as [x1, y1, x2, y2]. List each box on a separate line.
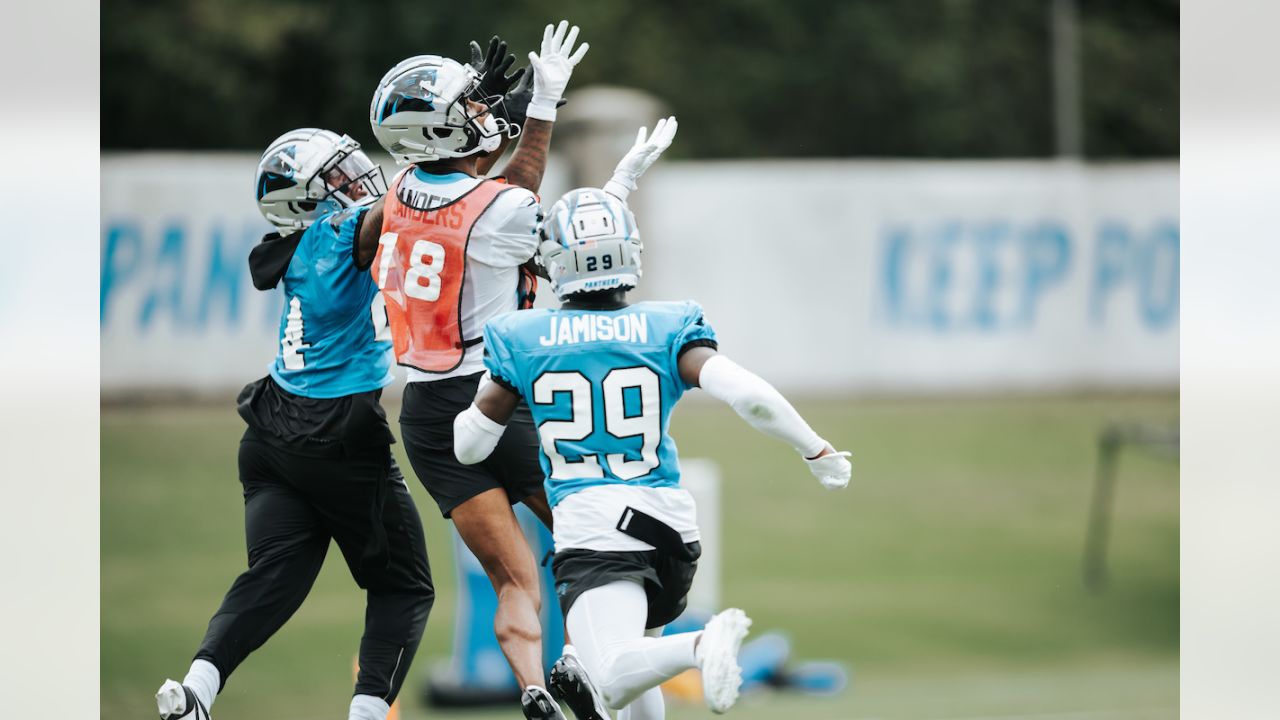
[156, 679, 211, 720]
[696, 608, 752, 714]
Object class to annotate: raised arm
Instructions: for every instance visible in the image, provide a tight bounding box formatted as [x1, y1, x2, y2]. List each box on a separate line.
[678, 346, 853, 490]
[602, 116, 678, 202]
[465, 36, 523, 178]
[495, 20, 589, 192]
[499, 118, 554, 192]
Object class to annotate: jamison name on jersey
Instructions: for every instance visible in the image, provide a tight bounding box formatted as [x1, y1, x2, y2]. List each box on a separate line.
[538, 313, 649, 346]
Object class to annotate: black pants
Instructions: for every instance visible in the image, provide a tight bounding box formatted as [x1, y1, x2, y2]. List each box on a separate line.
[193, 429, 434, 703]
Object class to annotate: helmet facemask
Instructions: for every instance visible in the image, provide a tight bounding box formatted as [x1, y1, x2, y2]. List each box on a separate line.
[317, 140, 387, 208]
[255, 129, 387, 232]
[467, 89, 521, 154]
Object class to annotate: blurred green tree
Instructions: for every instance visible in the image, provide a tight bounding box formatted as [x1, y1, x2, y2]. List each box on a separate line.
[101, 0, 1177, 158]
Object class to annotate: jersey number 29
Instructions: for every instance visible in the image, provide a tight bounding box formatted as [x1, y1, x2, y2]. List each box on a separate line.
[533, 367, 661, 481]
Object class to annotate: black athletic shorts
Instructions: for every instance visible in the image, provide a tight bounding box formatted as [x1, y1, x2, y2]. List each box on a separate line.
[552, 542, 702, 630]
[399, 372, 545, 518]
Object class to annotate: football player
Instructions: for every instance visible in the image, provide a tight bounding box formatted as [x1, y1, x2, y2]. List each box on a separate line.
[360, 21, 574, 720]
[356, 22, 675, 720]
[154, 129, 434, 720]
[452, 186, 854, 718]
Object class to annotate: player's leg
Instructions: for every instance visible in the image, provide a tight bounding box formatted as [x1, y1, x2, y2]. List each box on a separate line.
[321, 453, 435, 720]
[400, 381, 564, 717]
[554, 530, 750, 716]
[615, 628, 669, 720]
[449, 487, 546, 689]
[651, 545, 753, 714]
[485, 402, 604, 719]
[564, 580, 697, 711]
[618, 688, 665, 720]
[158, 431, 329, 718]
[491, 407, 618, 719]
[399, 408, 545, 689]
[353, 487, 434, 718]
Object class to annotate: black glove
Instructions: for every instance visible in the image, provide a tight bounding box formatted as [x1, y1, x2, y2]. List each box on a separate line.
[499, 65, 568, 129]
[468, 35, 523, 100]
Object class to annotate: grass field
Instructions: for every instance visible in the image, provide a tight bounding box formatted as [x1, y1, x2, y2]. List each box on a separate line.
[102, 394, 1178, 719]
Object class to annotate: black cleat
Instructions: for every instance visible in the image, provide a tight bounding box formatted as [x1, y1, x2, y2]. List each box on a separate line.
[550, 647, 611, 720]
[522, 685, 568, 720]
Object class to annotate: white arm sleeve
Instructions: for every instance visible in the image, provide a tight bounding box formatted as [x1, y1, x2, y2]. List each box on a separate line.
[697, 354, 827, 458]
[453, 403, 508, 465]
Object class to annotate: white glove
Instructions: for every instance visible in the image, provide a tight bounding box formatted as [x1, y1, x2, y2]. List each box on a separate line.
[603, 116, 679, 201]
[805, 450, 852, 490]
[526, 20, 589, 122]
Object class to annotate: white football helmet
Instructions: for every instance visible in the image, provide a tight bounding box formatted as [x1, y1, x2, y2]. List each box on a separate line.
[538, 188, 643, 299]
[369, 55, 518, 164]
[254, 128, 386, 232]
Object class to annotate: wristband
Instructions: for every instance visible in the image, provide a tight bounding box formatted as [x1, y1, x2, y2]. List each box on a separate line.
[526, 94, 560, 122]
[603, 178, 633, 202]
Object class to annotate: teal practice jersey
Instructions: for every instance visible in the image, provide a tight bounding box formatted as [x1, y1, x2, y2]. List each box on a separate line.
[483, 300, 718, 506]
[269, 206, 395, 398]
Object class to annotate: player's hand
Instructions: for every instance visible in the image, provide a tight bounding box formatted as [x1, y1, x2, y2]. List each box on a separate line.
[499, 65, 567, 129]
[526, 20, 589, 122]
[805, 446, 852, 490]
[604, 116, 678, 199]
[469, 35, 524, 100]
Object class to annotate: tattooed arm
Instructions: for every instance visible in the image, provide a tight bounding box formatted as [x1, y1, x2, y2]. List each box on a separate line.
[495, 118, 552, 193]
[497, 21, 588, 193]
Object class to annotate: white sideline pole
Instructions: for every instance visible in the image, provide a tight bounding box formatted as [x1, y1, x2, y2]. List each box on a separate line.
[680, 458, 722, 612]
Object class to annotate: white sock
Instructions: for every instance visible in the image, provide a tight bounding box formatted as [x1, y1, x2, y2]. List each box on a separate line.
[348, 694, 391, 720]
[182, 659, 220, 712]
[566, 581, 698, 709]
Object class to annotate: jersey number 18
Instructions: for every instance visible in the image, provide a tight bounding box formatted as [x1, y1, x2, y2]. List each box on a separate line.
[377, 231, 445, 302]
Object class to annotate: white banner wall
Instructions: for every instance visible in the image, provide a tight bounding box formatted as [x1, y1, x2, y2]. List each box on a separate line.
[100, 155, 1177, 394]
[101, 154, 287, 392]
[639, 160, 1178, 393]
